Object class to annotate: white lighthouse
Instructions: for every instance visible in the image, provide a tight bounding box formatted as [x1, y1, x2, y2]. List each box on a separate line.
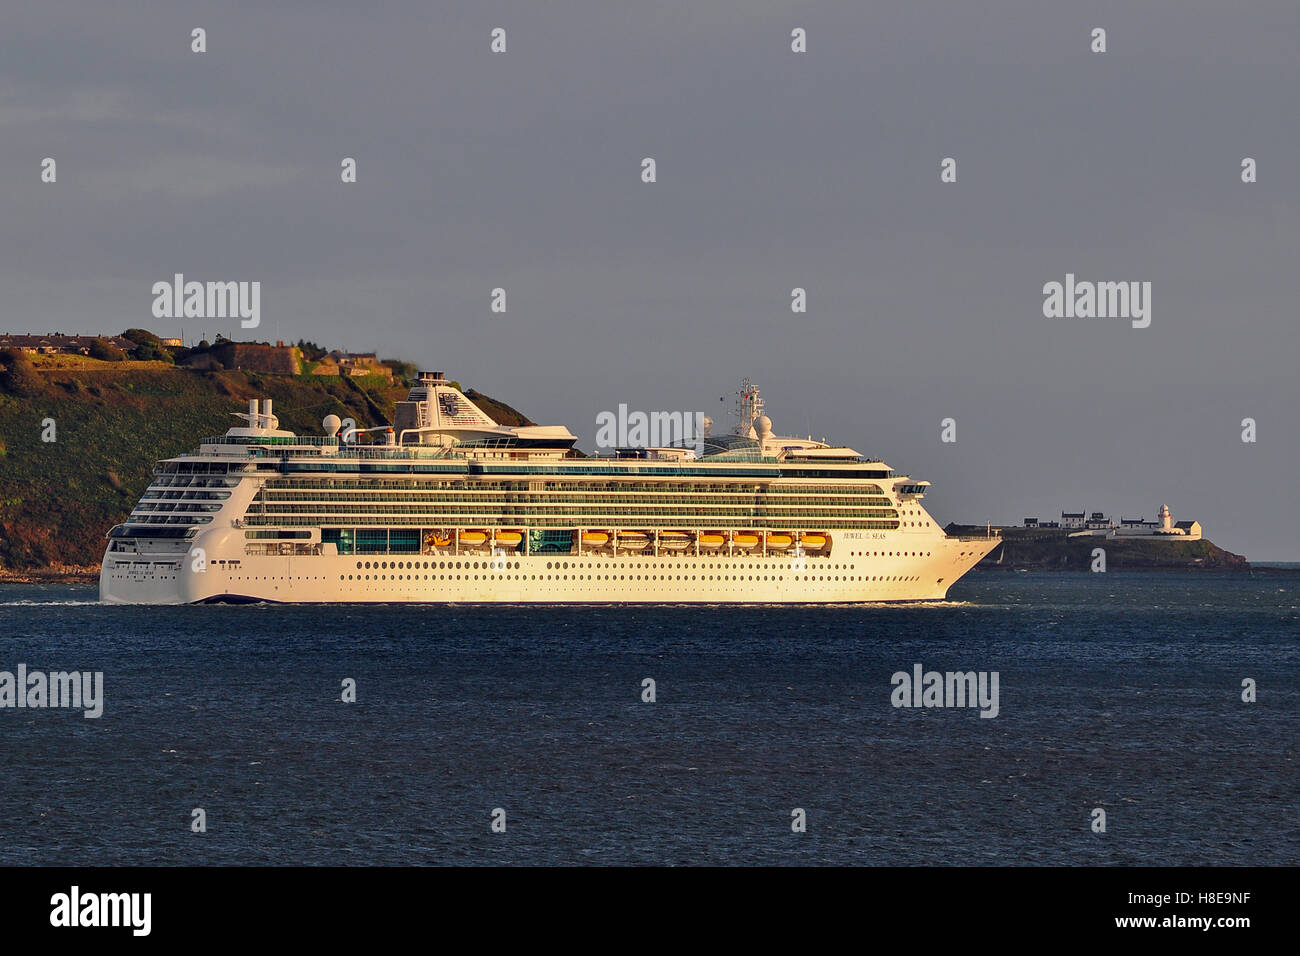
[1158, 503, 1173, 533]
[1112, 503, 1202, 540]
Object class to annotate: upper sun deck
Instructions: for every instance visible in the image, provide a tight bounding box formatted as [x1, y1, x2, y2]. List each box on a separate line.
[193, 378, 910, 484]
[182, 438, 897, 476]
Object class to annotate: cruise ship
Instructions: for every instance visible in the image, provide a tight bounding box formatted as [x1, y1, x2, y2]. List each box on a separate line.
[99, 374, 998, 604]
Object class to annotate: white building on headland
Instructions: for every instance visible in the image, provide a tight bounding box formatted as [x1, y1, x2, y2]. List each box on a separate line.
[1113, 504, 1201, 539]
[1057, 510, 1114, 530]
[1092, 504, 1201, 539]
[1037, 504, 1201, 539]
[1085, 511, 1112, 530]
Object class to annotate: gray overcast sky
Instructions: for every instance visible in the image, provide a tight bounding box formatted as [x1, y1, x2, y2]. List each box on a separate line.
[1, 1, 1296, 558]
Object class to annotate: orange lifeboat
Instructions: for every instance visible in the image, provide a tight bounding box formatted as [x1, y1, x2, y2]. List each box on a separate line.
[765, 533, 793, 550]
[732, 533, 760, 550]
[698, 533, 725, 550]
[459, 530, 488, 547]
[582, 531, 610, 547]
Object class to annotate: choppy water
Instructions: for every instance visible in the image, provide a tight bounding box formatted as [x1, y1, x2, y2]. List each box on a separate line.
[0, 571, 1295, 865]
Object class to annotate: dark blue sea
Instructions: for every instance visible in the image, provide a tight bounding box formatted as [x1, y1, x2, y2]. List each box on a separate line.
[1, 571, 1295, 866]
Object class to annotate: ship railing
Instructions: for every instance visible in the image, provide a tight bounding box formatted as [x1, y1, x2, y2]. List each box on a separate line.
[342, 446, 458, 460]
[191, 440, 459, 461]
[198, 436, 341, 447]
[452, 437, 519, 449]
[696, 452, 780, 463]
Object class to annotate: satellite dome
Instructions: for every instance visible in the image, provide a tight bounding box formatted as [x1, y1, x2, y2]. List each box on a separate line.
[323, 414, 342, 437]
[755, 415, 773, 437]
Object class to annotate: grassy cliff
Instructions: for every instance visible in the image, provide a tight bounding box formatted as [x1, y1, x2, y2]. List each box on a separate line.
[0, 354, 530, 572]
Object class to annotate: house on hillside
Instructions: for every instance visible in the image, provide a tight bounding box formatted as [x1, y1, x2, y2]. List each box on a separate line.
[1086, 512, 1113, 530]
[0, 332, 136, 354]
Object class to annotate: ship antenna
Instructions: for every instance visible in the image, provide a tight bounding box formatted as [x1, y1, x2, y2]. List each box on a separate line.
[731, 378, 764, 437]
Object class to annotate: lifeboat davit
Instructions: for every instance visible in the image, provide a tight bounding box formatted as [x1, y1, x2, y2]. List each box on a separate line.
[765, 533, 793, 550]
[459, 531, 488, 546]
[698, 533, 725, 550]
[582, 531, 610, 546]
[732, 533, 760, 550]
[658, 531, 691, 550]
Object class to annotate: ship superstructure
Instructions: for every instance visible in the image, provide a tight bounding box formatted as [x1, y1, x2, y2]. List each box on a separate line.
[100, 374, 998, 604]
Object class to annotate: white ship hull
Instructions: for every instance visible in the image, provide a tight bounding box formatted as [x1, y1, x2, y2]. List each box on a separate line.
[100, 533, 996, 605]
[98, 378, 1000, 605]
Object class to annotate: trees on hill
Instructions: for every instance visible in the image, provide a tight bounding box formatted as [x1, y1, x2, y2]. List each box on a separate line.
[131, 339, 173, 363]
[383, 359, 417, 384]
[121, 328, 162, 347]
[0, 348, 44, 396]
[87, 337, 127, 361]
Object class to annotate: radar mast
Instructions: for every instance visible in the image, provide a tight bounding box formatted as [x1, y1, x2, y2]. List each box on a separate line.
[731, 379, 764, 438]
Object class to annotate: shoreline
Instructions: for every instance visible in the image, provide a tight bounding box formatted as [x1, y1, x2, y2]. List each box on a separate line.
[0, 568, 99, 585]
